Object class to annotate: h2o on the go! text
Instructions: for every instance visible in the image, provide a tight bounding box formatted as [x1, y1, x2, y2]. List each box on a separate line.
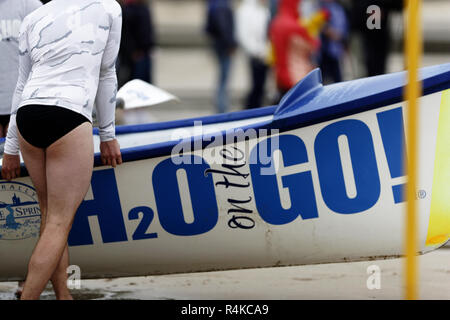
[67, 107, 407, 246]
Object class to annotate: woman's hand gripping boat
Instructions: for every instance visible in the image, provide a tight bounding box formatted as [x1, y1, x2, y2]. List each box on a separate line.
[1, 64, 450, 281]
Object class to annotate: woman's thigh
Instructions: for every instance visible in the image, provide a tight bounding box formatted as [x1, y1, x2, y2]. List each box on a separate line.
[18, 133, 47, 228]
[45, 122, 94, 226]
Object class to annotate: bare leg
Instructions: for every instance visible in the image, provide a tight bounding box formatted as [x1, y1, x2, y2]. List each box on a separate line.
[50, 245, 72, 300]
[15, 281, 24, 300]
[20, 123, 93, 300]
[0, 124, 4, 138]
[15, 133, 47, 299]
[37, 185, 72, 299]
[16, 133, 73, 299]
[14, 129, 25, 296]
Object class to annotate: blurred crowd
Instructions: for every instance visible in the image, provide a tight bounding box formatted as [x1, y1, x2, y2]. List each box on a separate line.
[108, 0, 404, 114]
[205, 0, 403, 112]
[38, 0, 403, 114]
[38, 0, 407, 115]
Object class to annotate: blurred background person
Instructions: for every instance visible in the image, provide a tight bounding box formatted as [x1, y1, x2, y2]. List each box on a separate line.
[236, 0, 270, 109]
[205, 0, 238, 113]
[318, 0, 349, 83]
[0, 0, 42, 138]
[269, 0, 279, 19]
[118, 0, 156, 87]
[350, 0, 402, 77]
[269, 0, 320, 103]
[301, 0, 320, 18]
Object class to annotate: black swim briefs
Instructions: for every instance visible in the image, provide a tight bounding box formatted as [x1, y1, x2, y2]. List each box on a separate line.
[16, 105, 91, 149]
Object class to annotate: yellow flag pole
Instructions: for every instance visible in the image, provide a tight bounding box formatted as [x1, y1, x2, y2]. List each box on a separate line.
[404, 0, 422, 300]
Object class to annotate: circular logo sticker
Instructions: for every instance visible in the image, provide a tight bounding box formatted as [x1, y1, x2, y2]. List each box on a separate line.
[0, 181, 41, 240]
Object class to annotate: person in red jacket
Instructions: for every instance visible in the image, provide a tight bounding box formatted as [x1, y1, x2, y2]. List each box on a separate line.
[269, 0, 320, 102]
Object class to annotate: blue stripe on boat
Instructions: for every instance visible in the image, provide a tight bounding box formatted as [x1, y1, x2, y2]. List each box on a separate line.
[2, 63, 450, 178]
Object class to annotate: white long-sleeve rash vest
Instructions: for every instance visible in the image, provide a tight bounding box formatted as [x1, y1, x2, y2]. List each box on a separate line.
[5, 0, 122, 155]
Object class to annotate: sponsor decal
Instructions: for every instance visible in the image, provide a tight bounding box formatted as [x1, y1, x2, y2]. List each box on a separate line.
[0, 182, 40, 240]
[68, 106, 412, 246]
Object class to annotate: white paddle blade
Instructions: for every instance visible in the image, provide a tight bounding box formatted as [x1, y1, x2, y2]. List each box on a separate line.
[117, 79, 179, 110]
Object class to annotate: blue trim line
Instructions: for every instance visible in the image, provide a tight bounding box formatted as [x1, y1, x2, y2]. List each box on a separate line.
[93, 117, 275, 167]
[270, 63, 450, 131]
[94, 104, 277, 136]
[95, 64, 450, 166]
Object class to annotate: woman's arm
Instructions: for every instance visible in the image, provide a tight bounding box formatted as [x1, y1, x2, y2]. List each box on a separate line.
[96, 5, 123, 168]
[95, 5, 122, 143]
[2, 20, 31, 180]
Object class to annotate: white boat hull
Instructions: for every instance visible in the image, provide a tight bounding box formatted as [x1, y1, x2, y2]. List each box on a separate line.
[1, 66, 449, 281]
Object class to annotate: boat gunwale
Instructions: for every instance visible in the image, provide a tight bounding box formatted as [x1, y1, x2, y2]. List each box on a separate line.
[1, 64, 450, 179]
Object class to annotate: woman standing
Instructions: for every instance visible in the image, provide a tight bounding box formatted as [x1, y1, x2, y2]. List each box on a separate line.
[1, 0, 123, 300]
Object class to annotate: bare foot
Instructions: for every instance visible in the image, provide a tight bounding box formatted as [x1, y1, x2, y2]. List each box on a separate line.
[14, 281, 24, 300]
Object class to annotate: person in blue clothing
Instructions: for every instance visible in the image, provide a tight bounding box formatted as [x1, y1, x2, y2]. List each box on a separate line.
[205, 0, 238, 114]
[318, 0, 349, 84]
[269, 0, 278, 19]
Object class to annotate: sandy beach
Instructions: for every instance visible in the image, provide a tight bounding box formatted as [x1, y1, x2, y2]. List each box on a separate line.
[0, 247, 448, 300]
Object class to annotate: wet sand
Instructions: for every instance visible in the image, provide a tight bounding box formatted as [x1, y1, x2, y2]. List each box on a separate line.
[0, 248, 448, 300]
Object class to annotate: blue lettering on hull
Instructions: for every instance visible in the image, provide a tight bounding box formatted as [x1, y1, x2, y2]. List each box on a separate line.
[69, 169, 128, 246]
[67, 107, 408, 246]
